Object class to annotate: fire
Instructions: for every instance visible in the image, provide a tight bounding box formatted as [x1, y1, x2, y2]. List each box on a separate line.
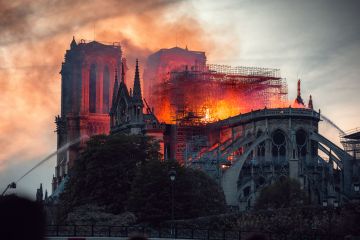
[144, 48, 291, 124]
[200, 95, 247, 123]
[149, 72, 292, 124]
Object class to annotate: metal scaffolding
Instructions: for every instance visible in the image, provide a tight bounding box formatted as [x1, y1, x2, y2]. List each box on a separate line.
[341, 128, 360, 159]
[154, 63, 288, 163]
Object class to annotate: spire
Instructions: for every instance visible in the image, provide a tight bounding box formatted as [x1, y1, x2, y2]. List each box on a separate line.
[308, 95, 313, 109]
[133, 59, 142, 102]
[121, 62, 125, 83]
[294, 79, 304, 106]
[70, 36, 77, 49]
[36, 183, 43, 202]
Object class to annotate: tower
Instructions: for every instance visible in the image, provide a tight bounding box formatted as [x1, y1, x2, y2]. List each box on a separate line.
[53, 38, 122, 192]
[308, 95, 313, 109]
[294, 79, 305, 107]
[132, 59, 144, 123]
[143, 46, 207, 119]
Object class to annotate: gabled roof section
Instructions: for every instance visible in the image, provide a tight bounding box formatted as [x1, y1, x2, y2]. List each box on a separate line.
[111, 81, 131, 115]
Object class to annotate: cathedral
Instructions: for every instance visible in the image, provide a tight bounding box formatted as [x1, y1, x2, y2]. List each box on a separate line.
[51, 38, 359, 210]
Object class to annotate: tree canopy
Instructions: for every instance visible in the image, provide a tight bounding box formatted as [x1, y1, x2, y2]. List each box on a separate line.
[59, 134, 161, 219]
[255, 177, 308, 210]
[58, 133, 226, 224]
[128, 160, 226, 222]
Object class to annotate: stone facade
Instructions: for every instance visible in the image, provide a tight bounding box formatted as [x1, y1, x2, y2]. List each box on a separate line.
[53, 38, 123, 192]
[110, 60, 165, 155]
[186, 108, 355, 210]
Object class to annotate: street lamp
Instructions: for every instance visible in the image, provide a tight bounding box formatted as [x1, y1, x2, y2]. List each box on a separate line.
[169, 168, 176, 182]
[169, 167, 176, 238]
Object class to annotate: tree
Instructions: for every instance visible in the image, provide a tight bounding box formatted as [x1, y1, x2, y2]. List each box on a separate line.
[255, 177, 307, 210]
[58, 134, 161, 221]
[58, 133, 226, 224]
[128, 160, 226, 223]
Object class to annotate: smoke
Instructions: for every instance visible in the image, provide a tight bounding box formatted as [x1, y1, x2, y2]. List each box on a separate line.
[0, 0, 183, 46]
[0, 0, 239, 193]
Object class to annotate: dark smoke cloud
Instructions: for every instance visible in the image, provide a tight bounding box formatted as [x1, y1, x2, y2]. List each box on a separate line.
[0, 0, 183, 45]
[0, 0, 237, 194]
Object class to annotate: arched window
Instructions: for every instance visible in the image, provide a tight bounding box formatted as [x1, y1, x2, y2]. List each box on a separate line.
[257, 130, 265, 157]
[296, 129, 308, 157]
[243, 186, 250, 197]
[272, 129, 287, 162]
[103, 66, 110, 113]
[89, 64, 97, 113]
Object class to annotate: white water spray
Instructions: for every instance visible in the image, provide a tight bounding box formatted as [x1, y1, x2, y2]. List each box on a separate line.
[15, 136, 85, 184]
[320, 114, 345, 135]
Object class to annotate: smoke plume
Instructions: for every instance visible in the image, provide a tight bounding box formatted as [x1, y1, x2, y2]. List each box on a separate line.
[0, 0, 238, 193]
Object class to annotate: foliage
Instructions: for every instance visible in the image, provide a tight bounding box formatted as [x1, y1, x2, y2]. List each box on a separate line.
[58, 133, 225, 224]
[128, 160, 226, 223]
[255, 177, 307, 210]
[58, 134, 161, 221]
[64, 204, 136, 226]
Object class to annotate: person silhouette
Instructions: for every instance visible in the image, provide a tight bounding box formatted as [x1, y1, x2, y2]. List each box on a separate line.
[0, 194, 46, 240]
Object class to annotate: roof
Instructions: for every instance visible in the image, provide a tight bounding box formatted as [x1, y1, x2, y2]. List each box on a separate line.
[343, 131, 360, 140]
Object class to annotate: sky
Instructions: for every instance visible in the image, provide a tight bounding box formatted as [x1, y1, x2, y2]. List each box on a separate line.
[0, 0, 359, 198]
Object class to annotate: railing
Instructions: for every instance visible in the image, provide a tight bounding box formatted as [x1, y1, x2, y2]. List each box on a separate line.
[340, 127, 360, 138]
[46, 225, 340, 240]
[212, 108, 320, 128]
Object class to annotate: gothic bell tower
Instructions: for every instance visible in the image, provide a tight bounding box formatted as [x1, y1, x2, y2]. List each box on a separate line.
[53, 37, 123, 192]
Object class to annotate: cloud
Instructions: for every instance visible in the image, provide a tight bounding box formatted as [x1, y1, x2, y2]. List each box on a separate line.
[0, 0, 184, 45]
[0, 0, 239, 194]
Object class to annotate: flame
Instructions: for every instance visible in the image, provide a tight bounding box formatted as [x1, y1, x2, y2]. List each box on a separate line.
[151, 76, 292, 124]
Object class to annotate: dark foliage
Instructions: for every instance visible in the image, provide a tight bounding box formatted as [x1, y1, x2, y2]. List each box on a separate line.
[58, 133, 226, 224]
[58, 134, 161, 221]
[255, 177, 307, 210]
[128, 160, 226, 223]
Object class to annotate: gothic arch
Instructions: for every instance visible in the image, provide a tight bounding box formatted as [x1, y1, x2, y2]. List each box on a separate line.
[256, 129, 265, 157]
[89, 64, 97, 113]
[103, 65, 110, 113]
[221, 132, 270, 205]
[296, 128, 308, 157]
[271, 129, 287, 162]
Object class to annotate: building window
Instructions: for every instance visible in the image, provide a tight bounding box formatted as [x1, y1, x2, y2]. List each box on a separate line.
[243, 186, 250, 197]
[296, 129, 307, 157]
[103, 66, 110, 113]
[89, 64, 97, 113]
[272, 129, 287, 162]
[257, 130, 265, 157]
